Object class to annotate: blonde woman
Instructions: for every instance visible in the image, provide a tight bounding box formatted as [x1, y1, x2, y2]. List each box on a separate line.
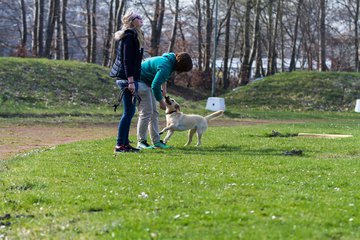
[110, 11, 144, 153]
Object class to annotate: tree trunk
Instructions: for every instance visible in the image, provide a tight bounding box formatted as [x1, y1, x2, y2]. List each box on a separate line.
[115, 0, 126, 31]
[222, 0, 234, 90]
[55, 4, 61, 60]
[204, 0, 212, 73]
[279, 0, 285, 72]
[61, 0, 69, 60]
[355, 0, 360, 72]
[268, 0, 282, 75]
[289, 0, 303, 72]
[248, 0, 261, 79]
[38, 0, 45, 56]
[254, 38, 263, 78]
[44, 0, 60, 58]
[111, 0, 126, 65]
[196, 0, 203, 71]
[103, 0, 114, 66]
[32, 0, 39, 56]
[319, 0, 328, 71]
[238, 0, 252, 86]
[266, 0, 274, 76]
[91, 0, 97, 63]
[148, 0, 165, 56]
[168, 0, 179, 52]
[20, 0, 27, 48]
[230, 22, 241, 80]
[178, 21, 187, 51]
[86, 0, 91, 62]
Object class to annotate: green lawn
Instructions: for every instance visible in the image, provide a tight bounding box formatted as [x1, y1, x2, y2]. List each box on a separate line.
[1, 115, 359, 239]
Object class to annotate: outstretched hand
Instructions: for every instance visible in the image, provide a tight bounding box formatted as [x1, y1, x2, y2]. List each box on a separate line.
[159, 99, 166, 110]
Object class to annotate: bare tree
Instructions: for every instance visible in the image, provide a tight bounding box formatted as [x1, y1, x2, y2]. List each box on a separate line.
[300, 1, 317, 71]
[91, 0, 97, 63]
[61, 0, 69, 60]
[204, 0, 212, 73]
[168, 0, 180, 52]
[45, 0, 60, 58]
[319, 0, 328, 71]
[139, 0, 165, 56]
[238, 0, 252, 86]
[268, 0, 282, 75]
[196, 0, 203, 71]
[86, 0, 91, 62]
[38, 0, 45, 57]
[341, 0, 360, 71]
[32, 0, 39, 56]
[354, 0, 360, 72]
[222, 0, 234, 89]
[103, 0, 115, 66]
[55, 2, 61, 59]
[248, 0, 261, 78]
[19, 0, 27, 56]
[289, 0, 303, 72]
[114, 0, 126, 32]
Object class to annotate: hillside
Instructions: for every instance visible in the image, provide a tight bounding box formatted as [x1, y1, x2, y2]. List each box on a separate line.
[0, 58, 117, 109]
[0, 58, 207, 114]
[1, 58, 360, 114]
[226, 71, 360, 111]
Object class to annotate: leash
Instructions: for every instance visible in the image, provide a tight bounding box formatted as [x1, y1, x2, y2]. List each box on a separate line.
[113, 87, 141, 112]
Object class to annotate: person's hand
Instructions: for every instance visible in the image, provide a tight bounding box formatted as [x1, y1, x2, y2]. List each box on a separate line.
[159, 99, 166, 110]
[128, 82, 135, 94]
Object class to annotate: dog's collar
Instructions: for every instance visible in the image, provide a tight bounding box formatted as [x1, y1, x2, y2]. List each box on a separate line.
[166, 110, 177, 115]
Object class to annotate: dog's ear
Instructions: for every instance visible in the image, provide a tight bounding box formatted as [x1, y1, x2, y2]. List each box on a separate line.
[175, 104, 180, 111]
[165, 96, 171, 105]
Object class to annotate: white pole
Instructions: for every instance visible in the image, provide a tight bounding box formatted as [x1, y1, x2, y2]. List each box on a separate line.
[211, 0, 218, 97]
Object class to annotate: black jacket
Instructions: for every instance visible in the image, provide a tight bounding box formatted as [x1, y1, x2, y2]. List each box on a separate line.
[109, 29, 143, 80]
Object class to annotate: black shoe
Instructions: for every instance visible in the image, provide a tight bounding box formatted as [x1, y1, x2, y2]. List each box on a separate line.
[124, 144, 140, 152]
[114, 144, 140, 153]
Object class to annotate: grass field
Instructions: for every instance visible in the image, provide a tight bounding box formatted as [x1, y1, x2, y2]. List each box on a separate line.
[1, 113, 359, 239]
[1, 58, 360, 238]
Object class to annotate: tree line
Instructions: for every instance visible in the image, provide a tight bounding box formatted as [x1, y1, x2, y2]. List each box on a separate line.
[0, 0, 359, 89]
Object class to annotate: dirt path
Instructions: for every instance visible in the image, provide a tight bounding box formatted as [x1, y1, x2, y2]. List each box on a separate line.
[0, 119, 302, 160]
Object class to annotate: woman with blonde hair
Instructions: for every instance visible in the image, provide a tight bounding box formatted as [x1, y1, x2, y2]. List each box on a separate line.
[110, 10, 144, 153]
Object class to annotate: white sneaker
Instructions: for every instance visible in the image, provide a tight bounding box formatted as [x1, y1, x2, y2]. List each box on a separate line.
[137, 140, 155, 149]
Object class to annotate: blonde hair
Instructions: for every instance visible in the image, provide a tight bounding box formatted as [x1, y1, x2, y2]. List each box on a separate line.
[114, 10, 144, 48]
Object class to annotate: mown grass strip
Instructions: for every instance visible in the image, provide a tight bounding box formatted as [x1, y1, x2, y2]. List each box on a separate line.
[0, 118, 359, 239]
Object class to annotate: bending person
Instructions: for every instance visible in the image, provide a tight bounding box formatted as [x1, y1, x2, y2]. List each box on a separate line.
[136, 52, 193, 149]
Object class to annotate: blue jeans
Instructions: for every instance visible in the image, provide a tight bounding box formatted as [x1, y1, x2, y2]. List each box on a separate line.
[116, 80, 138, 146]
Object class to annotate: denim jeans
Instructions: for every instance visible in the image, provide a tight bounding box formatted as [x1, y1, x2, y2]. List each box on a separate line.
[116, 80, 138, 146]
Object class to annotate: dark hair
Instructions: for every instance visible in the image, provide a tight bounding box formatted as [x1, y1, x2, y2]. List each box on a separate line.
[174, 52, 193, 72]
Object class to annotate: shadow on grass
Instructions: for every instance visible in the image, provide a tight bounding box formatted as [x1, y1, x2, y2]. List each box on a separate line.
[173, 145, 306, 157]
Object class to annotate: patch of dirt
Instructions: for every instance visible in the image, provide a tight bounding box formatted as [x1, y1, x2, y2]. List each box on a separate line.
[0, 119, 303, 160]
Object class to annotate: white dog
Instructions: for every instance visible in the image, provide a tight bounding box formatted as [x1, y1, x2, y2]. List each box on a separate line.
[159, 96, 224, 146]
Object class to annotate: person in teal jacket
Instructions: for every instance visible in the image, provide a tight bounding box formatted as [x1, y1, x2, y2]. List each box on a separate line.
[137, 52, 193, 149]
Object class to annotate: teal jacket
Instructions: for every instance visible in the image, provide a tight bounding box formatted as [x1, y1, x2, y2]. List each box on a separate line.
[140, 53, 176, 101]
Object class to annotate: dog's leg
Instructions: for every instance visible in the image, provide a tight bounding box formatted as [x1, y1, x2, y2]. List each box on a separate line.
[159, 125, 174, 135]
[195, 131, 203, 146]
[163, 130, 174, 143]
[185, 129, 196, 146]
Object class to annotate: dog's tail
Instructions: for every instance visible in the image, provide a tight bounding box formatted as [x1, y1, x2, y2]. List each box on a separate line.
[205, 110, 224, 121]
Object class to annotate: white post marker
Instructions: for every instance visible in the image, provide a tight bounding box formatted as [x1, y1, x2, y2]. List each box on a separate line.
[206, 97, 226, 111]
[355, 99, 360, 113]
